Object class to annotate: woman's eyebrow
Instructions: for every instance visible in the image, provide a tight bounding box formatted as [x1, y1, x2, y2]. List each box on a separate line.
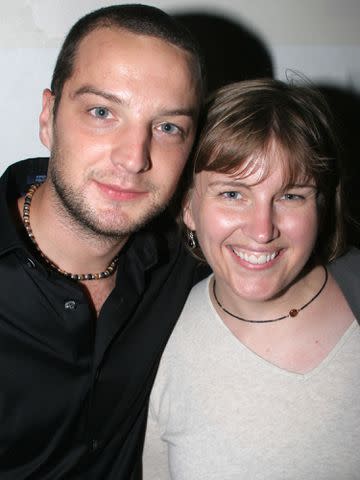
[285, 183, 317, 189]
[208, 179, 250, 189]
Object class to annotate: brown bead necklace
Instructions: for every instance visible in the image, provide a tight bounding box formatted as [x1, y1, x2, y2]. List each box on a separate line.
[22, 183, 119, 281]
[212, 266, 328, 324]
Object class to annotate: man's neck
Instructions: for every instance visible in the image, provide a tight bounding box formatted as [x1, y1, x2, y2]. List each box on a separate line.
[17, 181, 127, 305]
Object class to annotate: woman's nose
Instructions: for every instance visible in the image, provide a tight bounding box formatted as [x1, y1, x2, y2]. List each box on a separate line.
[243, 204, 279, 244]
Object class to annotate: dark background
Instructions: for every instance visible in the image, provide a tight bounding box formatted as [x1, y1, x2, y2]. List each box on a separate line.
[174, 11, 360, 248]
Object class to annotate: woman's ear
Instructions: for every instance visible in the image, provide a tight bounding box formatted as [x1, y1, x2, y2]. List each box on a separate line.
[183, 192, 196, 231]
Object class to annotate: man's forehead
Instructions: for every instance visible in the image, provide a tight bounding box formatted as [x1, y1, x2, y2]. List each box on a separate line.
[75, 26, 182, 59]
[72, 26, 202, 99]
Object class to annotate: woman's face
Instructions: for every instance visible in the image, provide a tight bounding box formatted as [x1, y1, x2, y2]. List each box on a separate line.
[184, 151, 319, 308]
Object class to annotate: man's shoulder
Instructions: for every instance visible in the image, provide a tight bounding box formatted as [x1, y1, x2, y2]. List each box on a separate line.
[1, 157, 49, 196]
[3, 157, 49, 174]
[131, 215, 210, 286]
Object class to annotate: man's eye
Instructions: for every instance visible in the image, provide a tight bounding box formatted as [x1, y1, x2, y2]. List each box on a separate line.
[90, 107, 111, 119]
[222, 191, 241, 200]
[159, 123, 181, 135]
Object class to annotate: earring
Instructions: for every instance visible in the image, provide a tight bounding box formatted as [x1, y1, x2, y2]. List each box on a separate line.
[187, 230, 197, 249]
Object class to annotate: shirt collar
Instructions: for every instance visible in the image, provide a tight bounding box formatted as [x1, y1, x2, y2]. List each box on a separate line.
[117, 211, 180, 294]
[0, 157, 49, 256]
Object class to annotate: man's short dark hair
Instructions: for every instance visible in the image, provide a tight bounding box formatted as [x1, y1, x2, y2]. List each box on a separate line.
[50, 4, 205, 113]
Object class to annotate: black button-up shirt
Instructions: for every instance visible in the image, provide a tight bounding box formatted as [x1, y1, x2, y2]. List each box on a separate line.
[0, 158, 209, 479]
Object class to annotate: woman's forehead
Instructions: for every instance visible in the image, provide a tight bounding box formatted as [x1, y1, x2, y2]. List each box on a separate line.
[197, 151, 315, 190]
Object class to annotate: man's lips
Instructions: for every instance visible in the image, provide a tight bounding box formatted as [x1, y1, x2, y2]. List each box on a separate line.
[94, 180, 148, 201]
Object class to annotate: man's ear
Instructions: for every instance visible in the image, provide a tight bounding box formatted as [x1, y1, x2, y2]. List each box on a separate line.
[183, 192, 196, 231]
[39, 89, 55, 150]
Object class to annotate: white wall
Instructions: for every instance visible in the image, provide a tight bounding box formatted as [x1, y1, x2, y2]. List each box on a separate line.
[1, 0, 360, 173]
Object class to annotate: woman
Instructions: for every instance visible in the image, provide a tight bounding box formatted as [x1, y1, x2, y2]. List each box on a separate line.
[143, 79, 360, 479]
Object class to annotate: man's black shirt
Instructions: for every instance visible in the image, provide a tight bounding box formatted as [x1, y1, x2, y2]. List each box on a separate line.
[0, 158, 209, 479]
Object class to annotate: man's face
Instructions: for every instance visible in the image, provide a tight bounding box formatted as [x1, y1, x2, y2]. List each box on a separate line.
[40, 27, 199, 239]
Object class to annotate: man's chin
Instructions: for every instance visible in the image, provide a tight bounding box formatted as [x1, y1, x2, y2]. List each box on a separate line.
[88, 205, 166, 239]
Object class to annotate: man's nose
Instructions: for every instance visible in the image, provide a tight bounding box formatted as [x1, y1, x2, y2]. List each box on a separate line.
[110, 125, 151, 173]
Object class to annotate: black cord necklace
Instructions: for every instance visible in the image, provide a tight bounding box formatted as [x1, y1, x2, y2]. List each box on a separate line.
[212, 266, 328, 324]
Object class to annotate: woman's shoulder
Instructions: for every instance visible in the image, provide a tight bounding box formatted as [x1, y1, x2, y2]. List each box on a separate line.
[148, 274, 214, 415]
[167, 274, 214, 341]
[154, 274, 215, 374]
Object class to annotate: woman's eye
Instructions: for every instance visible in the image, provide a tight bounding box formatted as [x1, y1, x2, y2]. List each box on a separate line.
[90, 107, 111, 119]
[222, 191, 241, 200]
[281, 193, 303, 201]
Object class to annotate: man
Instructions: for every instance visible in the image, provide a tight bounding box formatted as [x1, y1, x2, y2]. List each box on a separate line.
[0, 4, 207, 479]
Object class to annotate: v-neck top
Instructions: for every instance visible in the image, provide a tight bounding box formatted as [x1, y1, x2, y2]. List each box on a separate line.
[144, 269, 360, 480]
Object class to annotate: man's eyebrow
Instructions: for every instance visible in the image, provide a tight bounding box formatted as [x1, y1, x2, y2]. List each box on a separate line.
[158, 107, 197, 119]
[72, 85, 196, 118]
[72, 86, 127, 106]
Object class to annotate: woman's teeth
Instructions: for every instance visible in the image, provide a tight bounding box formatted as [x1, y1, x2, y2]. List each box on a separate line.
[232, 249, 277, 265]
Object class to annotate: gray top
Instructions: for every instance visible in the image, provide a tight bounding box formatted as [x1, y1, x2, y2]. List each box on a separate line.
[144, 248, 360, 480]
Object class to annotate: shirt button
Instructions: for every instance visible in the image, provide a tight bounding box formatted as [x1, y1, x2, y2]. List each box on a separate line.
[64, 300, 77, 311]
[90, 439, 99, 452]
[26, 258, 36, 268]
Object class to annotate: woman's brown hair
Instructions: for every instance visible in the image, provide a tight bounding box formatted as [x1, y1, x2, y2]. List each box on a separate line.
[184, 78, 346, 263]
